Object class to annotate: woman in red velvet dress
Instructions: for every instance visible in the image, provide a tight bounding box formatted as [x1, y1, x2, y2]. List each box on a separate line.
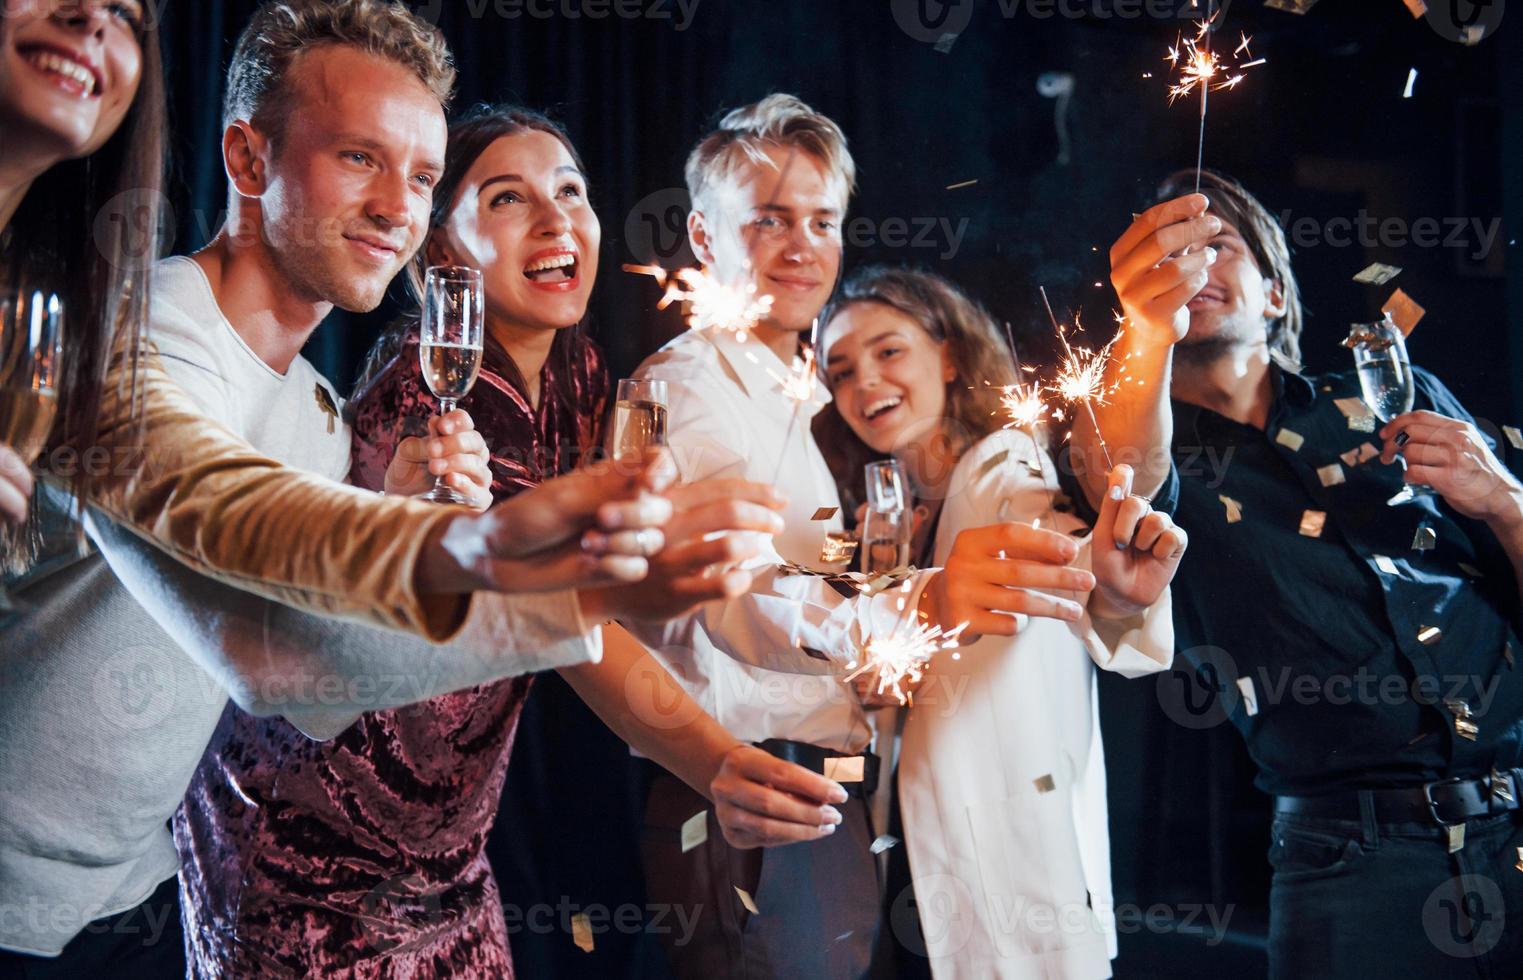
[175, 106, 614, 977]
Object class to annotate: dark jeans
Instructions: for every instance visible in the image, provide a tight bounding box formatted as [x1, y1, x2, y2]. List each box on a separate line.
[1268, 801, 1523, 980]
[0, 875, 184, 980]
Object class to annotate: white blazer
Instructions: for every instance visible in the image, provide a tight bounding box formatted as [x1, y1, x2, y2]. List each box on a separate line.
[897, 429, 1174, 979]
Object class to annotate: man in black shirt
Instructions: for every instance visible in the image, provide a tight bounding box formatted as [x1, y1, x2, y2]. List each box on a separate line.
[1103, 169, 1523, 977]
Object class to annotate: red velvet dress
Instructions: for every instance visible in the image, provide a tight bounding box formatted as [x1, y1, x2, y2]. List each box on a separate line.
[175, 331, 607, 978]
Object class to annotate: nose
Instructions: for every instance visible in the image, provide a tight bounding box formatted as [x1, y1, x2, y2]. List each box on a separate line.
[54, 0, 111, 38]
[780, 221, 817, 265]
[533, 197, 573, 238]
[366, 169, 412, 232]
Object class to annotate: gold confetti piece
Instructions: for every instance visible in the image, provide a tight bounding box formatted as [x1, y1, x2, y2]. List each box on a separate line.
[1358, 442, 1380, 464]
[1445, 699, 1478, 741]
[1031, 774, 1056, 794]
[1340, 446, 1361, 467]
[1402, 0, 1427, 15]
[977, 449, 1011, 481]
[820, 531, 858, 566]
[811, 507, 839, 521]
[1353, 262, 1402, 286]
[1506, 642, 1515, 669]
[572, 913, 594, 953]
[1491, 769, 1516, 805]
[734, 886, 759, 915]
[1503, 426, 1523, 450]
[1220, 495, 1243, 524]
[1515, 846, 1523, 873]
[945, 179, 978, 191]
[1407, 731, 1434, 746]
[1333, 397, 1372, 418]
[1382, 288, 1425, 336]
[1264, 0, 1319, 11]
[1275, 428, 1305, 451]
[1419, 625, 1443, 645]
[680, 811, 708, 854]
[1317, 463, 1345, 487]
[1458, 562, 1483, 578]
[1412, 525, 1437, 551]
[824, 756, 865, 783]
[933, 31, 959, 53]
[1299, 510, 1327, 537]
[1348, 415, 1376, 433]
[1373, 554, 1399, 575]
[1236, 677, 1260, 717]
[870, 835, 901, 855]
[1447, 823, 1465, 853]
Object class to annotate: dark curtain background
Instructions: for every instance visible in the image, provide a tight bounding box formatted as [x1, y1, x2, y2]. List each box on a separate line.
[155, 2, 1520, 977]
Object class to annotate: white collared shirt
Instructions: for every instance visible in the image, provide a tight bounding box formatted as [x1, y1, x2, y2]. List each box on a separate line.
[632, 327, 929, 752]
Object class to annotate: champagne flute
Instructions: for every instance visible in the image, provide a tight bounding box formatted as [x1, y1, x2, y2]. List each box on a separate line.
[1, 285, 64, 587]
[1351, 313, 1431, 504]
[417, 266, 484, 505]
[610, 379, 668, 462]
[861, 459, 912, 574]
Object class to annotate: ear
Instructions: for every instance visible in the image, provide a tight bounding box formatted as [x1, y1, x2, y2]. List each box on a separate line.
[688, 209, 716, 267]
[425, 233, 458, 269]
[223, 122, 269, 199]
[1264, 277, 1288, 320]
[939, 341, 956, 383]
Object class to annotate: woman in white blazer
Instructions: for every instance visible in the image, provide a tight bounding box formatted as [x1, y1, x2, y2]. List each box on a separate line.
[815, 266, 1187, 979]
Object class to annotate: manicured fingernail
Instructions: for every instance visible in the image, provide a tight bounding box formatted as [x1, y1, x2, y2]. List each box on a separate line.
[820, 823, 837, 835]
[582, 531, 608, 554]
[1395, 431, 1410, 447]
[1204, 246, 1217, 264]
[830, 783, 848, 803]
[1109, 485, 1124, 501]
[1116, 539, 1128, 551]
[822, 807, 842, 825]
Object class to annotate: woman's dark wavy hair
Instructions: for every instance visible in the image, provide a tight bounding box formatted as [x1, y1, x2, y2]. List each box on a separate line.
[2, 6, 166, 569]
[352, 104, 590, 413]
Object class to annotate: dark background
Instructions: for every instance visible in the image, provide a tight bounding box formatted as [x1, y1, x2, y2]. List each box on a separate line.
[157, 1, 1520, 977]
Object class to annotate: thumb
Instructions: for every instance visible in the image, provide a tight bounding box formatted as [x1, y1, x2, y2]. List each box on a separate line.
[1093, 463, 1134, 544]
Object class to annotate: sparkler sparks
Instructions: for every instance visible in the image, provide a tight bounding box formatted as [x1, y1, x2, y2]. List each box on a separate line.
[623, 264, 774, 341]
[999, 382, 1049, 431]
[1161, 2, 1265, 193]
[1041, 286, 1119, 471]
[845, 602, 967, 706]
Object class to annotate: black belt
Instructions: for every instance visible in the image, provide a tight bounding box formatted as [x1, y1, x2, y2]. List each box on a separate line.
[1275, 769, 1523, 827]
[755, 738, 880, 798]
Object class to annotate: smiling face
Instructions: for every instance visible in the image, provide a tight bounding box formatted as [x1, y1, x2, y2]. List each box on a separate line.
[1182, 218, 1285, 354]
[250, 44, 446, 313]
[0, 0, 144, 166]
[823, 301, 954, 456]
[428, 129, 600, 337]
[691, 144, 845, 335]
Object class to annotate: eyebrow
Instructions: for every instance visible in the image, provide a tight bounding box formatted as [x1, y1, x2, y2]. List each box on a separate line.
[754, 203, 842, 218]
[825, 330, 904, 365]
[480, 166, 585, 192]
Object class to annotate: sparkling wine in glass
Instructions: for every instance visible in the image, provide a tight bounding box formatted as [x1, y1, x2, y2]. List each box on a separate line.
[1351, 313, 1430, 504]
[611, 379, 668, 462]
[417, 266, 484, 504]
[861, 459, 912, 574]
[0, 287, 64, 465]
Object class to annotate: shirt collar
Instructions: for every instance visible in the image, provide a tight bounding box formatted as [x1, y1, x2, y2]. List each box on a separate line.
[1172, 363, 1317, 444]
[705, 327, 832, 420]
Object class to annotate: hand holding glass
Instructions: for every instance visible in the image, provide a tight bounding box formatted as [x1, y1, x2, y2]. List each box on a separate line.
[417, 266, 484, 505]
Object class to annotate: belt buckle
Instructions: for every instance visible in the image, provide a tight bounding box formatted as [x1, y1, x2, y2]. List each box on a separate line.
[1423, 776, 1467, 826]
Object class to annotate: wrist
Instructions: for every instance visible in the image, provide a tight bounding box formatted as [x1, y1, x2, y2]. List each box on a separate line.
[415, 512, 492, 594]
[576, 587, 611, 624]
[1486, 487, 1523, 541]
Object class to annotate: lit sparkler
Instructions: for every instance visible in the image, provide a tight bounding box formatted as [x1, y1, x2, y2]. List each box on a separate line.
[845, 583, 968, 706]
[769, 318, 821, 483]
[1041, 286, 1119, 472]
[623, 263, 774, 341]
[1162, 3, 1266, 193]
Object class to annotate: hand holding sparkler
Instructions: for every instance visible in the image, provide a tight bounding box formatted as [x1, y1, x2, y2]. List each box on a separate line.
[919, 522, 1094, 644]
[1088, 463, 1188, 621]
[1108, 195, 1220, 347]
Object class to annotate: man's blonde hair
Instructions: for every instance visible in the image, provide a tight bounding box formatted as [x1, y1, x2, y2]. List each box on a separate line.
[684, 94, 857, 214]
[224, 0, 456, 140]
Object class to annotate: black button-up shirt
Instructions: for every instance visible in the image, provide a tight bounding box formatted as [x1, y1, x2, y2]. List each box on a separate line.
[1158, 365, 1522, 796]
